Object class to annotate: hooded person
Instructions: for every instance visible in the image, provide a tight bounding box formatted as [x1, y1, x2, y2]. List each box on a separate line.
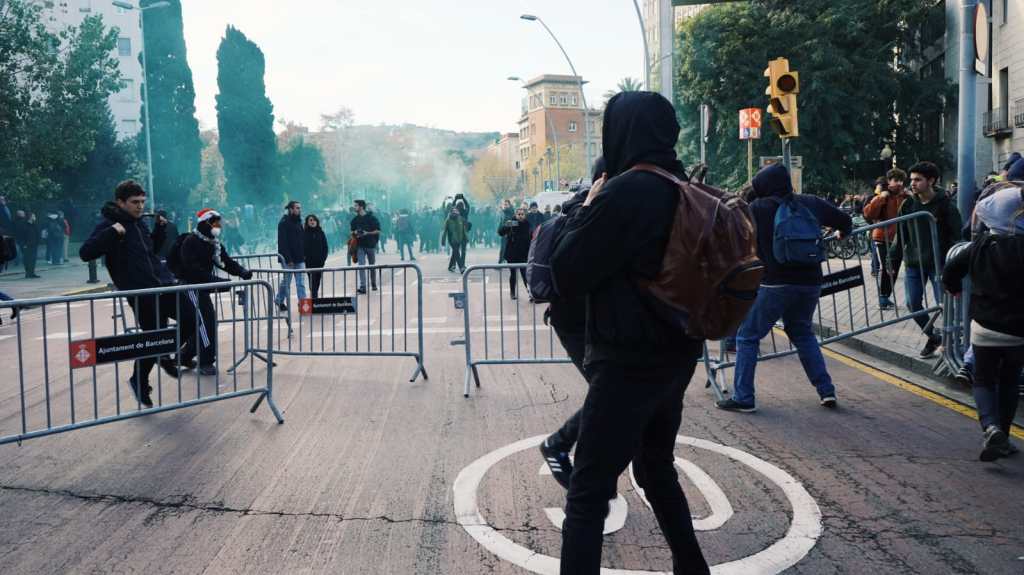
[1000, 152, 1022, 177]
[174, 208, 253, 375]
[942, 186, 1024, 461]
[441, 206, 469, 273]
[550, 92, 711, 574]
[303, 214, 329, 298]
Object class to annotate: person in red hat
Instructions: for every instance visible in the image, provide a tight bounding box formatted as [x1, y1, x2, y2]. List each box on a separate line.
[166, 208, 252, 376]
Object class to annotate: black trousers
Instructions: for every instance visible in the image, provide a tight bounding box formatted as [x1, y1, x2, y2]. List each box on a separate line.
[448, 241, 466, 271]
[507, 266, 527, 298]
[126, 292, 197, 384]
[549, 328, 587, 450]
[308, 271, 323, 299]
[874, 241, 899, 299]
[561, 339, 709, 575]
[180, 289, 217, 367]
[973, 345, 1024, 433]
[22, 244, 37, 276]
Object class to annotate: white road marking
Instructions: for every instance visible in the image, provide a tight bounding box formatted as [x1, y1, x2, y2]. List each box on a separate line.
[413, 316, 448, 324]
[629, 457, 734, 531]
[0, 335, 15, 343]
[35, 331, 88, 341]
[453, 434, 822, 575]
[538, 462, 628, 534]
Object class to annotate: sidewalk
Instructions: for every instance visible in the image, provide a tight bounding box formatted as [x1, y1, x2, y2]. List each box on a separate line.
[0, 257, 106, 300]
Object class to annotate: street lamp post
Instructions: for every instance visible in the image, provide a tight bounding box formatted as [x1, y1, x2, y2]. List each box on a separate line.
[112, 1, 170, 210]
[508, 76, 560, 188]
[630, 0, 651, 90]
[521, 14, 592, 181]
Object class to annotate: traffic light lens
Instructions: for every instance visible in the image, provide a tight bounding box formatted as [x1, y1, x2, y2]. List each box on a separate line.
[777, 74, 797, 93]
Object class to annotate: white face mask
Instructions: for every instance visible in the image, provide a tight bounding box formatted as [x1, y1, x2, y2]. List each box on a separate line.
[210, 227, 222, 238]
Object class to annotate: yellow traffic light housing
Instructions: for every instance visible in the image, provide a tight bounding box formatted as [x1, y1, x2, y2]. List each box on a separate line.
[764, 58, 799, 138]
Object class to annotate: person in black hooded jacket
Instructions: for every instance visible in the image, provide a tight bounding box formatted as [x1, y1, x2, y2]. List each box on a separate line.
[173, 208, 252, 375]
[303, 214, 329, 298]
[80, 180, 196, 407]
[550, 92, 709, 575]
[497, 207, 531, 299]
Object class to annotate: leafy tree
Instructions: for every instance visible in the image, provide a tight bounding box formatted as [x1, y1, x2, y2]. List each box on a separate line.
[469, 152, 520, 203]
[603, 76, 642, 107]
[192, 130, 226, 207]
[216, 25, 279, 205]
[139, 0, 202, 208]
[0, 2, 123, 203]
[54, 107, 140, 210]
[278, 136, 326, 207]
[675, 0, 951, 194]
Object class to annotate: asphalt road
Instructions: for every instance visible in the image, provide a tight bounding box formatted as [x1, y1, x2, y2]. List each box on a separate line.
[0, 247, 1021, 574]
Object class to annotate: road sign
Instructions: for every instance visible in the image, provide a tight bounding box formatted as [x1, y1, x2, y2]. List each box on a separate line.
[975, 2, 989, 76]
[760, 156, 804, 194]
[739, 108, 762, 140]
[299, 297, 357, 316]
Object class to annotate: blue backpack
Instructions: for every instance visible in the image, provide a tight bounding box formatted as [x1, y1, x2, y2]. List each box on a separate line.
[773, 196, 824, 266]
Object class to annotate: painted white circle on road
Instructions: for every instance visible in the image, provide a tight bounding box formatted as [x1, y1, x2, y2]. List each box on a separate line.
[453, 434, 822, 575]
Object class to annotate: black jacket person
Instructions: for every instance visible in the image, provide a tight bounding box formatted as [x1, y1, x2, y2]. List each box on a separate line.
[550, 92, 710, 574]
[79, 181, 196, 408]
[172, 209, 252, 373]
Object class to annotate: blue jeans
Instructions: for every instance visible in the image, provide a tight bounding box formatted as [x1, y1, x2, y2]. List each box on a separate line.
[870, 241, 880, 275]
[275, 262, 307, 305]
[903, 266, 941, 337]
[357, 247, 376, 290]
[733, 285, 835, 406]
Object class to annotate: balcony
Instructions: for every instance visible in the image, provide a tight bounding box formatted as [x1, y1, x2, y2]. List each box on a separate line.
[983, 107, 1013, 137]
[1015, 99, 1024, 129]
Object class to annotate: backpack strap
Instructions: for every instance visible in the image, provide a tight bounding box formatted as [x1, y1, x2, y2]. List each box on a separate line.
[630, 163, 721, 266]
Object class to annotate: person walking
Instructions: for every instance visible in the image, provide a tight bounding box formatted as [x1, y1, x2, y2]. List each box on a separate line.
[303, 214, 329, 298]
[44, 212, 64, 265]
[350, 199, 381, 294]
[497, 207, 530, 300]
[550, 91, 710, 575]
[171, 209, 252, 376]
[79, 181, 194, 408]
[441, 207, 469, 273]
[539, 158, 603, 489]
[717, 163, 853, 413]
[498, 199, 514, 263]
[888, 161, 962, 358]
[863, 168, 910, 310]
[942, 188, 1024, 461]
[275, 201, 307, 312]
[395, 209, 416, 261]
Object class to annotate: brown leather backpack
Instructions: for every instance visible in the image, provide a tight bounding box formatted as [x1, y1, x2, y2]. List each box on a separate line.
[631, 163, 764, 340]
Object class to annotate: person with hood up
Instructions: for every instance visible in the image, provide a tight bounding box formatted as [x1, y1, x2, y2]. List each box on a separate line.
[303, 214, 329, 298]
[550, 92, 710, 574]
[441, 207, 469, 273]
[80, 180, 195, 408]
[887, 161, 962, 359]
[44, 211, 64, 265]
[717, 164, 853, 413]
[275, 201, 306, 312]
[942, 186, 1024, 461]
[16, 211, 40, 279]
[173, 208, 253, 375]
[497, 207, 531, 299]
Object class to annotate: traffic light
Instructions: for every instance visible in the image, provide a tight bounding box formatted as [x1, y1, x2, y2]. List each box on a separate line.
[764, 58, 799, 138]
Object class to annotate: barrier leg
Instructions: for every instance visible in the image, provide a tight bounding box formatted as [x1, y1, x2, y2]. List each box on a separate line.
[408, 356, 428, 382]
[249, 390, 284, 423]
[463, 368, 472, 398]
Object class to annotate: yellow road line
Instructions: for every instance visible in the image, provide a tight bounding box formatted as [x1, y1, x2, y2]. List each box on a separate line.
[821, 346, 1024, 441]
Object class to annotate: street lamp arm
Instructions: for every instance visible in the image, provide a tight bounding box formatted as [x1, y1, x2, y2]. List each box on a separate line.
[631, 0, 651, 90]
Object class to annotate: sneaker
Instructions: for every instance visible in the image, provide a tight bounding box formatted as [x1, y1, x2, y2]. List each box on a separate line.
[356, 287, 367, 295]
[919, 337, 941, 359]
[716, 398, 757, 413]
[820, 396, 838, 409]
[999, 440, 1019, 458]
[954, 366, 974, 386]
[878, 297, 895, 311]
[159, 357, 180, 379]
[371, 285, 378, 291]
[129, 376, 153, 408]
[981, 425, 1008, 462]
[277, 302, 288, 312]
[539, 438, 573, 489]
[198, 365, 218, 376]
[178, 357, 197, 370]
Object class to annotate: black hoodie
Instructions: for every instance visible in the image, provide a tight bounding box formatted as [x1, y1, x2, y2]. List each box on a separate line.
[80, 202, 174, 290]
[551, 92, 690, 366]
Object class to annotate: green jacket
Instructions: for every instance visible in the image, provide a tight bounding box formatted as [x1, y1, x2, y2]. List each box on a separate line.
[441, 215, 468, 246]
[889, 187, 962, 272]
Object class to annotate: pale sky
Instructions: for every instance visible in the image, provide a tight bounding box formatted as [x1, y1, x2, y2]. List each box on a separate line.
[180, 0, 647, 134]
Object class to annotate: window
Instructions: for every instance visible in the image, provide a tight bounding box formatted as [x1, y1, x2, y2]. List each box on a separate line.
[117, 38, 131, 57]
[120, 119, 138, 133]
[560, 93, 568, 105]
[568, 120, 578, 132]
[571, 94, 578, 106]
[549, 93, 557, 106]
[119, 79, 135, 101]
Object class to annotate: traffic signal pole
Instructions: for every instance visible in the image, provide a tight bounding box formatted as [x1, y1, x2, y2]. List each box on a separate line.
[956, 0, 977, 219]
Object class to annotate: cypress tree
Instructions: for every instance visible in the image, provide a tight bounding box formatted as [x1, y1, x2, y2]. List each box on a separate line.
[216, 26, 279, 206]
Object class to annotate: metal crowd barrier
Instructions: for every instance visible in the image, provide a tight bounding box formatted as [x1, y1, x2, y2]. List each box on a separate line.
[0, 280, 282, 446]
[940, 242, 972, 375]
[245, 263, 428, 383]
[704, 211, 946, 400]
[455, 264, 571, 398]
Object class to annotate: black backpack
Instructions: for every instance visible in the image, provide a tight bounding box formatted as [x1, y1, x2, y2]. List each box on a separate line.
[0, 236, 16, 263]
[526, 215, 569, 303]
[164, 233, 189, 279]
